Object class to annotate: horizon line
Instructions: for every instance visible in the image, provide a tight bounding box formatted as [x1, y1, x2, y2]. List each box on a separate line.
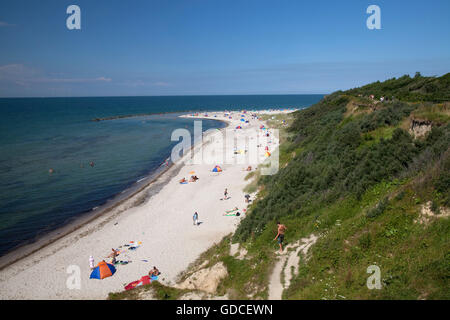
[0, 92, 329, 99]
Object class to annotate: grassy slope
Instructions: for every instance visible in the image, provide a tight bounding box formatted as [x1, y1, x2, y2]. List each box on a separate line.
[109, 73, 450, 300]
[229, 73, 450, 300]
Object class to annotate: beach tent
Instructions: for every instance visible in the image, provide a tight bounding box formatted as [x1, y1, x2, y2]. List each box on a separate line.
[90, 261, 116, 280]
[212, 166, 222, 172]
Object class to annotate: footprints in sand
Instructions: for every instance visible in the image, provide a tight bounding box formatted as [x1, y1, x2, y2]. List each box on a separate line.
[268, 234, 318, 300]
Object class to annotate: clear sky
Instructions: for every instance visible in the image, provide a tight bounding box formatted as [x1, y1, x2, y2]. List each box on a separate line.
[0, 0, 449, 97]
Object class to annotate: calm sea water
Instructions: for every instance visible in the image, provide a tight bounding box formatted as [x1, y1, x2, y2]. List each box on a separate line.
[0, 95, 323, 257]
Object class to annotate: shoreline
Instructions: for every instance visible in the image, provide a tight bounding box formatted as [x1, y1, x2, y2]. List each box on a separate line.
[0, 117, 229, 271]
[0, 109, 291, 299]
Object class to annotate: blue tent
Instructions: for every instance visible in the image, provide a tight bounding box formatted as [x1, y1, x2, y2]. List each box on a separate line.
[90, 261, 116, 279]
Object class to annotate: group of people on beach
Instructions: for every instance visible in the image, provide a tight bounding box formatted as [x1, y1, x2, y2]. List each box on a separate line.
[89, 248, 161, 280]
[85, 111, 289, 292]
[180, 175, 199, 183]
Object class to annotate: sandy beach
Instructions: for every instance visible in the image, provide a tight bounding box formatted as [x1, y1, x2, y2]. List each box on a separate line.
[0, 109, 293, 300]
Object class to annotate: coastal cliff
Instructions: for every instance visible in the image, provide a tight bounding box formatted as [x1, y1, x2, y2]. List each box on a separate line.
[110, 73, 450, 300]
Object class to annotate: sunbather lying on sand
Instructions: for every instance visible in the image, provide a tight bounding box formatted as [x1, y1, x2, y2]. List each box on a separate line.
[189, 175, 199, 182]
[179, 177, 187, 183]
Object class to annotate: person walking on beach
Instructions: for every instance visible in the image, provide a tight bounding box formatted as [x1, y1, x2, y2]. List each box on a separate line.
[193, 212, 199, 226]
[273, 222, 287, 253]
[224, 188, 228, 200]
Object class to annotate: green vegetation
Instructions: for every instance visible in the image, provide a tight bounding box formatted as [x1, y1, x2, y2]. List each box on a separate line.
[175, 234, 273, 299]
[411, 102, 450, 123]
[108, 281, 189, 300]
[346, 72, 450, 102]
[110, 73, 450, 300]
[231, 73, 450, 299]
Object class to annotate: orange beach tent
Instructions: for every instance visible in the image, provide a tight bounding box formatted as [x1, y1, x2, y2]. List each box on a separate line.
[90, 261, 116, 280]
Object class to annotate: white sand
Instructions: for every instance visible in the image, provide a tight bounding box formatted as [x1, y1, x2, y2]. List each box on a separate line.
[0, 109, 293, 300]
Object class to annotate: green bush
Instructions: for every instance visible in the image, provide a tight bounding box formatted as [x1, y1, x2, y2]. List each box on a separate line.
[366, 197, 389, 218]
[233, 73, 450, 242]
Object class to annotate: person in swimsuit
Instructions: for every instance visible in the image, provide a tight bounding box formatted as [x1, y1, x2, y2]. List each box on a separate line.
[110, 248, 118, 264]
[224, 188, 228, 200]
[149, 266, 160, 277]
[274, 221, 287, 253]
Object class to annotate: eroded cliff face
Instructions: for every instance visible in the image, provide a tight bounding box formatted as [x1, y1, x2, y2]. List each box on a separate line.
[410, 118, 432, 138]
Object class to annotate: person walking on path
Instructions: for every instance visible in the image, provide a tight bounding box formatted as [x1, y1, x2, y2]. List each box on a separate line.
[193, 212, 199, 226]
[273, 222, 287, 253]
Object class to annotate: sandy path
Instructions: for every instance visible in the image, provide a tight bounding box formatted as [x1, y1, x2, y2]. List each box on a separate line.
[0, 110, 289, 300]
[268, 234, 318, 300]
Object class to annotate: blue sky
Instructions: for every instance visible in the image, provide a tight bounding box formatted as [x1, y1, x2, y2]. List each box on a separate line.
[0, 0, 449, 97]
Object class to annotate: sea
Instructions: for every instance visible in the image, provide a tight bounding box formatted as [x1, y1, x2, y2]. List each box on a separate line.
[0, 94, 323, 258]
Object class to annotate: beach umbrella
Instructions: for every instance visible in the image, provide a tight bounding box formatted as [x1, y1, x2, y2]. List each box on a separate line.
[265, 151, 271, 157]
[236, 126, 242, 129]
[189, 171, 195, 174]
[240, 118, 245, 122]
[212, 166, 222, 172]
[90, 261, 116, 280]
